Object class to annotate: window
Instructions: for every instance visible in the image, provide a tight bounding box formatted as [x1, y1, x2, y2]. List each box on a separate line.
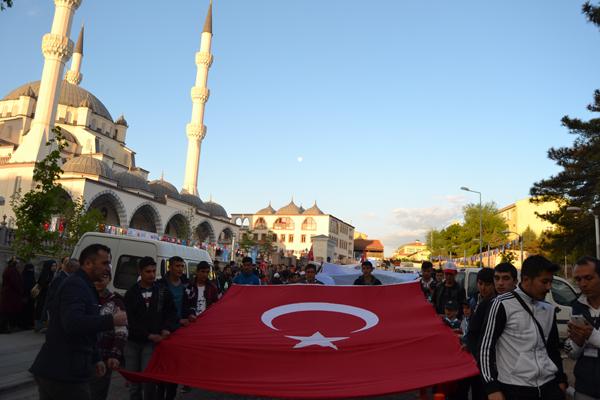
[253, 233, 258, 240]
[260, 233, 266, 241]
[280, 234, 286, 242]
[288, 234, 294, 243]
[301, 217, 317, 231]
[114, 255, 143, 290]
[12, 176, 22, 195]
[301, 234, 306, 243]
[551, 279, 577, 306]
[273, 217, 295, 230]
[254, 217, 267, 230]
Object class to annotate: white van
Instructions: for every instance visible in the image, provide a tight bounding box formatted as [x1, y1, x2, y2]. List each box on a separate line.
[72, 232, 212, 295]
[456, 267, 578, 341]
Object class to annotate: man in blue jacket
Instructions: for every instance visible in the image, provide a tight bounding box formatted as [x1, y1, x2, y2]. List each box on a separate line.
[233, 256, 260, 285]
[30, 244, 128, 400]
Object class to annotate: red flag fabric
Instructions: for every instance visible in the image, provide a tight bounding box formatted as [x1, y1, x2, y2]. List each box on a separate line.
[307, 245, 314, 261]
[120, 282, 478, 399]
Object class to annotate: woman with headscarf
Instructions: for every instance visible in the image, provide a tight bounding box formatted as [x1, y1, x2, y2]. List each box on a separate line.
[20, 263, 35, 329]
[34, 260, 57, 332]
[0, 259, 24, 333]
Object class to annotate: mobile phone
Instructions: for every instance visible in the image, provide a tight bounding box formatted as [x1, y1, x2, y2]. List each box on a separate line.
[571, 315, 589, 326]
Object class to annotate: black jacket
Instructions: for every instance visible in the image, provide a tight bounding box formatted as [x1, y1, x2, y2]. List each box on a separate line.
[124, 282, 178, 343]
[432, 282, 466, 315]
[569, 298, 600, 398]
[353, 276, 382, 286]
[45, 270, 69, 319]
[29, 269, 114, 383]
[466, 296, 493, 356]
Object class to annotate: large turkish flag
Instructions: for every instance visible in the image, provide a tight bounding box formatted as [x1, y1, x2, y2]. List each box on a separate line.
[121, 282, 478, 398]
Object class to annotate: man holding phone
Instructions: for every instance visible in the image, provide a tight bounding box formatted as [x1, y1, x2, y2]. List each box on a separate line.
[567, 256, 600, 400]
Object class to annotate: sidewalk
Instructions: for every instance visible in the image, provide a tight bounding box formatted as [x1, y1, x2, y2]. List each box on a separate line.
[0, 329, 44, 395]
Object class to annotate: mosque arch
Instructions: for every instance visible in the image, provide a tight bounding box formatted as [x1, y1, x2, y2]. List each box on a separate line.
[195, 220, 216, 244]
[218, 228, 234, 245]
[164, 212, 189, 239]
[254, 217, 267, 230]
[129, 202, 162, 233]
[88, 190, 127, 227]
[301, 217, 317, 231]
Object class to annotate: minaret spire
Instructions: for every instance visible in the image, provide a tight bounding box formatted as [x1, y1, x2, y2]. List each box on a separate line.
[12, 0, 82, 163]
[65, 24, 84, 85]
[182, 0, 213, 196]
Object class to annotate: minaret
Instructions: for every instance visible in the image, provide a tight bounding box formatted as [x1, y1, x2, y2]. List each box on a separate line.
[12, 0, 82, 163]
[182, 0, 213, 196]
[65, 25, 84, 85]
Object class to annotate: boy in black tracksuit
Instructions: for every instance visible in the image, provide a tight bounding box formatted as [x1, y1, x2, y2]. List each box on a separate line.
[124, 257, 178, 400]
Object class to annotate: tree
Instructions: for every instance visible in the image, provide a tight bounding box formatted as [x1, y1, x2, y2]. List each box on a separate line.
[1, 0, 13, 11]
[530, 3, 600, 260]
[239, 230, 257, 253]
[258, 230, 276, 257]
[10, 127, 101, 260]
[426, 202, 508, 261]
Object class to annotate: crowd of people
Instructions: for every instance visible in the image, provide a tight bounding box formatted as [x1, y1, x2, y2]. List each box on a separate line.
[1, 245, 599, 400]
[419, 256, 600, 400]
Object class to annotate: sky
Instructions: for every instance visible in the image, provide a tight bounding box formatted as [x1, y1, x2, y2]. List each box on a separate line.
[2, 0, 600, 255]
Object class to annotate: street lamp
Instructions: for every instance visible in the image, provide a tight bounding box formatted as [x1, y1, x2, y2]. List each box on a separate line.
[502, 230, 523, 266]
[461, 186, 483, 266]
[566, 206, 600, 258]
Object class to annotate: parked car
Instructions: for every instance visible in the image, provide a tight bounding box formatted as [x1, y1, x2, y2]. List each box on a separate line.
[456, 267, 578, 340]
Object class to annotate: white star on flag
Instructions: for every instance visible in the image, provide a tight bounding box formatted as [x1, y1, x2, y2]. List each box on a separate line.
[285, 331, 349, 350]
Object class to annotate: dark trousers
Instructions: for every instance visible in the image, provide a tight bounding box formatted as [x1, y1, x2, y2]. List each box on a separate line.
[500, 381, 564, 400]
[35, 376, 91, 400]
[89, 369, 112, 400]
[156, 382, 177, 400]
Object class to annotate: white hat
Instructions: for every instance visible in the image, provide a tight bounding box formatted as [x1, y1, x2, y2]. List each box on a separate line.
[443, 262, 458, 274]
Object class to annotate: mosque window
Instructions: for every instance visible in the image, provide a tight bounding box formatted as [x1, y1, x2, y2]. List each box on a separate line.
[90, 119, 97, 130]
[12, 176, 21, 195]
[301, 234, 306, 243]
[254, 217, 267, 230]
[65, 111, 72, 123]
[280, 234, 286, 242]
[301, 217, 317, 231]
[288, 234, 294, 243]
[273, 217, 294, 230]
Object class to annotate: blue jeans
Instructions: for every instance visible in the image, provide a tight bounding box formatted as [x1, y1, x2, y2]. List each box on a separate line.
[123, 341, 155, 400]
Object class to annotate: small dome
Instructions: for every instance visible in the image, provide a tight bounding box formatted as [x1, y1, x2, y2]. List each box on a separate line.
[115, 114, 128, 127]
[62, 156, 114, 180]
[180, 192, 205, 210]
[303, 202, 325, 216]
[276, 200, 302, 215]
[149, 179, 180, 200]
[256, 203, 276, 215]
[115, 171, 150, 192]
[204, 200, 228, 218]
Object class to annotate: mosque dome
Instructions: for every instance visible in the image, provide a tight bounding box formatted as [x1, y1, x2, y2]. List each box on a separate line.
[62, 156, 114, 179]
[115, 171, 150, 192]
[204, 200, 228, 218]
[303, 202, 325, 216]
[3, 80, 113, 122]
[276, 200, 302, 215]
[148, 179, 180, 200]
[256, 203, 276, 215]
[180, 192, 205, 210]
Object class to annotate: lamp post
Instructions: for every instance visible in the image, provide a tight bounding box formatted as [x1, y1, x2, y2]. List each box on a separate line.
[567, 206, 600, 259]
[502, 230, 523, 267]
[461, 186, 483, 266]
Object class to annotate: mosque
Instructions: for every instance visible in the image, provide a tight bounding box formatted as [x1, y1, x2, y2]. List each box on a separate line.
[0, 0, 238, 253]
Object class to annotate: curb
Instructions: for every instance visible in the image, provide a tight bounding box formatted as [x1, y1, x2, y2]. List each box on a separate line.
[0, 371, 35, 395]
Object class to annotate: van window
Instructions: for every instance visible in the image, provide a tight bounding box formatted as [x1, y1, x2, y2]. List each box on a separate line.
[456, 272, 465, 290]
[551, 279, 577, 306]
[114, 255, 143, 290]
[467, 273, 478, 298]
